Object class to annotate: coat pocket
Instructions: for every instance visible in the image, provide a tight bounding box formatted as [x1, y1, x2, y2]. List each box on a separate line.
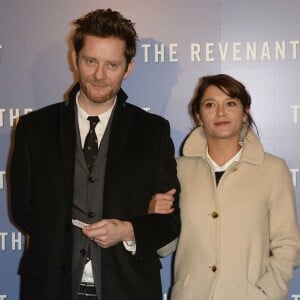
[247, 282, 269, 300]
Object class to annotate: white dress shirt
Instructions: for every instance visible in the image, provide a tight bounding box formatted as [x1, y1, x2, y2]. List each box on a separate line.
[207, 147, 242, 172]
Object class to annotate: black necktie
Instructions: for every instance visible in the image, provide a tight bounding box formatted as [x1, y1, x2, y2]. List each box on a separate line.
[84, 116, 100, 172]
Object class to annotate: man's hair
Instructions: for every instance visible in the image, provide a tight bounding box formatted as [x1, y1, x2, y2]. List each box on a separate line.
[72, 8, 138, 66]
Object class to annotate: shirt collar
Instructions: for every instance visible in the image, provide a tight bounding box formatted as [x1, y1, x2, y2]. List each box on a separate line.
[75, 91, 116, 126]
[207, 147, 242, 172]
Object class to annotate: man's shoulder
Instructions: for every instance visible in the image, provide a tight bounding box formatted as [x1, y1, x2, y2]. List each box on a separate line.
[124, 102, 168, 125]
[20, 100, 70, 122]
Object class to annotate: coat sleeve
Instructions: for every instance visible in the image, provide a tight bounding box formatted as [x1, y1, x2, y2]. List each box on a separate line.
[256, 159, 300, 299]
[156, 238, 178, 257]
[9, 117, 32, 234]
[129, 120, 181, 257]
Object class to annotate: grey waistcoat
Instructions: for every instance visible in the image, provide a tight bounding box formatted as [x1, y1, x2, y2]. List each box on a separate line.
[71, 109, 113, 299]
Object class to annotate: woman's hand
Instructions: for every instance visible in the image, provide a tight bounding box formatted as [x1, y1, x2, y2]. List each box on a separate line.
[148, 188, 176, 214]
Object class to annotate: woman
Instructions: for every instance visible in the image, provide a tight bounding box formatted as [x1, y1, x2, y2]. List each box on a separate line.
[150, 74, 300, 300]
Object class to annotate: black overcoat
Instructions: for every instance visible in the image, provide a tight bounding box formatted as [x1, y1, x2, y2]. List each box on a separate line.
[9, 85, 180, 300]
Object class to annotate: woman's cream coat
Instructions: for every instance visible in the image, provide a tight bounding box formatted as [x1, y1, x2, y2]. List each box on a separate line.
[170, 127, 300, 300]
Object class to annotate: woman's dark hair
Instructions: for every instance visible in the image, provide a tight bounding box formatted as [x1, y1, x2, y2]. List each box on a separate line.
[72, 8, 138, 68]
[190, 74, 257, 132]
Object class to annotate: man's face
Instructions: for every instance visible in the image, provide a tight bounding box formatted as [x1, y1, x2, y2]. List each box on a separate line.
[74, 35, 133, 109]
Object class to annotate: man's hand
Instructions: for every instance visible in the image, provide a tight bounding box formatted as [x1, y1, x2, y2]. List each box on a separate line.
[82, 219, 135, 248]
[148, 188, 176, 214]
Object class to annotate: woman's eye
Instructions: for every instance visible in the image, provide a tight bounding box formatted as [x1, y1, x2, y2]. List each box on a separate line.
[205, 102, 214, 108]
[227, 101, 236, 106]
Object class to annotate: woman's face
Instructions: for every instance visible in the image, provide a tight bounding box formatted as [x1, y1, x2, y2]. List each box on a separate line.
[197, 85, 248, 142]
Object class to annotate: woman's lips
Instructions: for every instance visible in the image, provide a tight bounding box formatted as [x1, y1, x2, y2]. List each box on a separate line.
[214, 121, 230, 126]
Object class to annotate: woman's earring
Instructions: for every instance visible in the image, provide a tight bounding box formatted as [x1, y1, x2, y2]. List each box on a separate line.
[196, 114, 203, 127]
[239, 122, 249, 146]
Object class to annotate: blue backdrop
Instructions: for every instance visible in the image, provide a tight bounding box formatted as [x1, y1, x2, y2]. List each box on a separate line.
[1, 1, 300, 299]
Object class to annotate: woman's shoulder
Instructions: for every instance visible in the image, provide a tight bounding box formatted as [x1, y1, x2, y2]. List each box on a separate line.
[261, 152, 291, 178]
[176, 156, 206, 172]
[263, 151, 288, 167]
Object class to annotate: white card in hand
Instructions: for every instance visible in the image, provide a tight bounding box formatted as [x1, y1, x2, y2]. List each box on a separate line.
[72, 219, 89, 228]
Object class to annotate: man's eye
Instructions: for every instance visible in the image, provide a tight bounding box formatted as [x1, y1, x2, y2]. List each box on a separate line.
[86, 59, 94, 65]
[108, 63, 117, 69]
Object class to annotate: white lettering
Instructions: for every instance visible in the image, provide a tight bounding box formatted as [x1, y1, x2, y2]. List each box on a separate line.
[155, 44, 165, 62]
[169, 43, 178, 62]
[10, 108, 20, 127]
[291, 295, 300, 300]
[12, 232, 22, 250]
[0, 43, 3, 64]
[0, 233, 8, 250]
[0, 108, 5, 127]
[141, 44, 151, 63]
[189, 40, 299, 62]
[291, 105, 300, 124]
[246, 42, 257, 61]
[232, 42, 242, 61]
[141, 43, 179, 63]
[275, 41, 285, 60]
[261, 42, 271, 60]
[0, 232, 24, 251]
[24, 108, 33, 115]
[191, 43, 201, 62]
[141, 40, 300, 63]
[0, 295, 7, 300]
[0, 171, 5, 190]
[206, 43, 214, 61]
[290, 40, 299, 59]
[0, 108, 33, 127]
[290, 169, 299, 187]
[219, 42, 229, 61]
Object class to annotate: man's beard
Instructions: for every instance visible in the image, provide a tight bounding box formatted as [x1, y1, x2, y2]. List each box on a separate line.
[79, 80, 117, 104]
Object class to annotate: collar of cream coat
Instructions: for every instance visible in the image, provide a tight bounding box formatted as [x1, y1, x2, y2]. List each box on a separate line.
[182, 126, 265, 166]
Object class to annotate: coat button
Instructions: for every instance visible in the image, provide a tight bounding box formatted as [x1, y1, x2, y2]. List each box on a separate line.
[211, 265, 217, 272]
[211, 211, 219, 218]
[88, 211, 94, 218]
[80, 249, 86, 256]
[88, 176, 96, 183]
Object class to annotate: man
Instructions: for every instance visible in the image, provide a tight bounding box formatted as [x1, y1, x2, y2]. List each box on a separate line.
[9, 9, 180, 300]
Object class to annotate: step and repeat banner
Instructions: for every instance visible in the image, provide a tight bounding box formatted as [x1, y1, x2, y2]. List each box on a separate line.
[1, 0, 300, 299]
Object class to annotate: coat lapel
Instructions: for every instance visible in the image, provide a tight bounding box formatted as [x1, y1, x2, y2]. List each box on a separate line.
[60, 90, 77, 200]
[58, 86, 131, 191]
[105, 88, 133, 181]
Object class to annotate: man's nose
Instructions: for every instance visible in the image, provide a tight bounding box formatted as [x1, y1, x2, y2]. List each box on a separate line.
[94, 65, 106, 80]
